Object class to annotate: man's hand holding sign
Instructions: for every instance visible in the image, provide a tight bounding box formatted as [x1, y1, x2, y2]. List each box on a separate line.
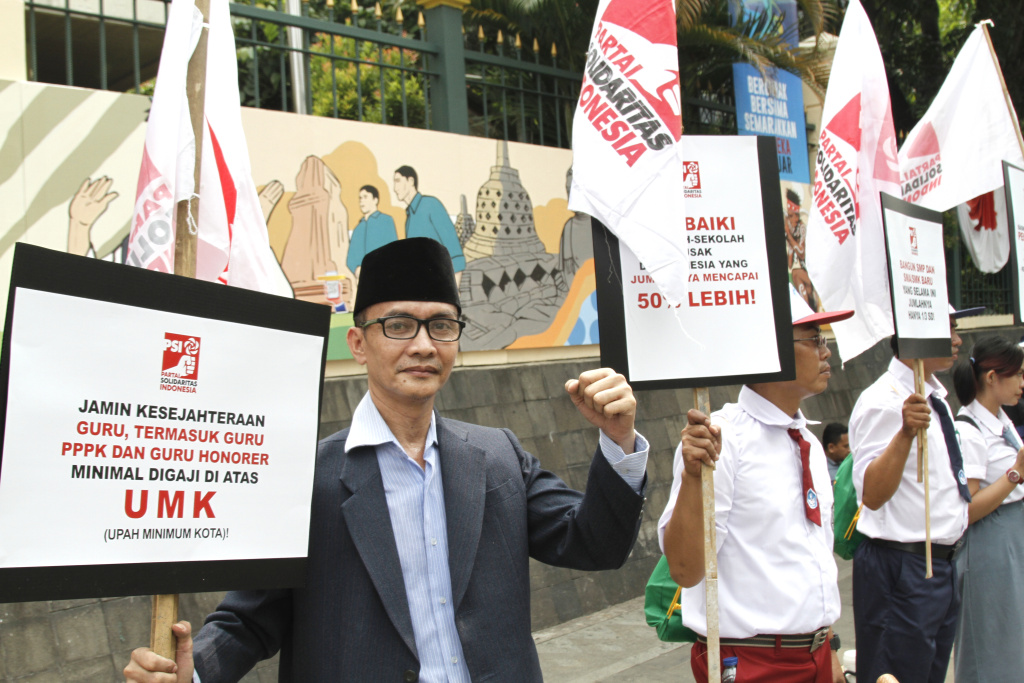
[125, 621, 193, 683]
[664, 409, 721, 589]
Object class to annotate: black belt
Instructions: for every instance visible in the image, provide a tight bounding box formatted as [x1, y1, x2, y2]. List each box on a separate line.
[870, 537, 959, 560]
[697, 628, 830, 652]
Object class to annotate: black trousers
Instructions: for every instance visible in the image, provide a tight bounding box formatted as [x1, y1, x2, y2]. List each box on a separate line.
[853, 540, 960, 683]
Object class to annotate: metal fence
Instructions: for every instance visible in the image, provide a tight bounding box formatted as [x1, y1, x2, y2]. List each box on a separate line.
[949, 232, 1015, 315]
[23, 0, 580, 147]
[462, 33, 578, 148]
[26, 0, 169, 92]
[682, 91, 737, 135]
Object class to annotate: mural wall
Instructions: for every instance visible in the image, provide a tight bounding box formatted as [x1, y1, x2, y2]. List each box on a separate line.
[0, 78, 597, 360]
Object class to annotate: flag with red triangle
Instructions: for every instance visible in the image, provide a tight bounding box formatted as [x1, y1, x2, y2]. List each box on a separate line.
[897, 25, 1023, 213]
[569, 0, 688, 306]
[127, 0, 292, 296]
[805, 0, 900, 362]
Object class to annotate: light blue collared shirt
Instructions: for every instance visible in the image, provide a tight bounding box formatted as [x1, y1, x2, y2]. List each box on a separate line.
[345, 392, 648, 682]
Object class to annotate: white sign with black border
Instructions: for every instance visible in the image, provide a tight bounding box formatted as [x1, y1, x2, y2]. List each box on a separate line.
[594, 135, 794, 389]
[0, 244, 330, 602]
[880, 192, 951, 358]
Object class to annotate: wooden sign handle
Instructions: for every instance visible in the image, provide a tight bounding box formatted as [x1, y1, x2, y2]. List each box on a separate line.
[913, 359, 926, 483]
[694, 387, 720, 683]
[156, 0, 212, 658]
[912, 359, 933, 578]
[150, 593, 179, 660]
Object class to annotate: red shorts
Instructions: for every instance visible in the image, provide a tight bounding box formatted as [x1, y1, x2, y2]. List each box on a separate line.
[690, 639, 833, 683]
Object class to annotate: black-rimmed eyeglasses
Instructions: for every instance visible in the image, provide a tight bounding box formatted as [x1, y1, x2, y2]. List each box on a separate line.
[359, 315, 466, 342]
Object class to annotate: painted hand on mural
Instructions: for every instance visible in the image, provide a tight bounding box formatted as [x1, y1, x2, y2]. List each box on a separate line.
[258, 180, 285, 222]
[68, 177, 118, 256]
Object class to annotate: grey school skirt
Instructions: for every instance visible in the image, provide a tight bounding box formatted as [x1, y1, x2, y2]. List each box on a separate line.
[954, 498, 1024, 683]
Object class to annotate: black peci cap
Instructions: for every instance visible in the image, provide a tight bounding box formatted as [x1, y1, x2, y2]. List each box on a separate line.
[353, 237, 461, 316]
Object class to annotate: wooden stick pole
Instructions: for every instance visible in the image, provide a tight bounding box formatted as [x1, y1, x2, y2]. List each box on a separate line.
[978, 20, 1024, 160]
[912, 359, 933, 578]
[694, 387, 720, 683]
[173, 0, 211, 279]
[150, 594, 180, 659]
[153, 0, 211, 659]
[913, 360, 929, 483]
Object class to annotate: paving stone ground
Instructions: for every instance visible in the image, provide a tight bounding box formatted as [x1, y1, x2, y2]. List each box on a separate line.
[534, 555, 955, 683]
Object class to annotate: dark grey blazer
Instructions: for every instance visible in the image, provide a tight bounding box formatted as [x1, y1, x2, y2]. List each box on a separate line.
[193, 416, 646, 682]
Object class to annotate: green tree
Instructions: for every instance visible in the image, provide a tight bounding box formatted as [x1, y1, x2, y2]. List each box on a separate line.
[309, 35, 427, 126]
[859, 0, 1023, 137]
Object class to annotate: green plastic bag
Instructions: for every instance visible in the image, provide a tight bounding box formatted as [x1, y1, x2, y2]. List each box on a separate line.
[833, 454, 865, 561]
[644, 555, 697, 643]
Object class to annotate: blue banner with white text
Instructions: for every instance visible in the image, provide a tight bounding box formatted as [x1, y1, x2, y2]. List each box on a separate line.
[732, 64, 809, 183]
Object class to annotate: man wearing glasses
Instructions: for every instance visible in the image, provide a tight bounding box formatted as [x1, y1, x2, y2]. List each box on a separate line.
[659, 286, 850, 683]
[125, 237, 649, 683]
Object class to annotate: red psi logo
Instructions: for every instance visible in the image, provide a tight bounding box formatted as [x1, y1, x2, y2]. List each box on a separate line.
[162, 333, 201, 380]
[683, 161, 701, 189]
[909, 226, 919, 256]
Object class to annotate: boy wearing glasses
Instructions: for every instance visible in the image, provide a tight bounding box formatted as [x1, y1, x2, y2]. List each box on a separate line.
[125, 237, 649, 683]
[659, 286, 851, 683]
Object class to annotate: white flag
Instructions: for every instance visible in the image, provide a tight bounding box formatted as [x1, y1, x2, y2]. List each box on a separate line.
[957, 189, 1010, 273]
[805, 0, 900, 362]
[568, 0, 687, 304]
[127, 0, 292, 296]
[898, 26, 1023, 213]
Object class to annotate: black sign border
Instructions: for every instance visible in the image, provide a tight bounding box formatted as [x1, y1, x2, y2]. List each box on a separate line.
[1003, 161, 1024, 326]
[594, 135, 795, 390]
[880, 192, 951, 360]
[0, 243, 331, 602]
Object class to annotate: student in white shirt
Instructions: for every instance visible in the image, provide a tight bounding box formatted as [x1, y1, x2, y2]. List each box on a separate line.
[848, 308, 978, 683]
[658, 287, 849, 683]
[950, 335, 1024, 683]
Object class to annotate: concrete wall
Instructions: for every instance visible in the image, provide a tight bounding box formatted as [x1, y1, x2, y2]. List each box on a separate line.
[1, 324, 1018, 681]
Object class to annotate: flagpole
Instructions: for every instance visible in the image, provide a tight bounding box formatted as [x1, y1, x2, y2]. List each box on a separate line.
[173, 0, 211, 279]
[694, 387, 721, 683]
[978, 20, 1024, 160]
[912, 358, 933, 578]
[152, 0, 211, 661]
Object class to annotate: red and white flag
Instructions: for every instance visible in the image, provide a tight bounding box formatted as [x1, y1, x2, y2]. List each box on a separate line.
[805, 0, 900, 362]
[957, 189, 1010, 273]
[898, 24, 1024, 213]
[127, 0, 292, 296]
[568, 0, 687, 303]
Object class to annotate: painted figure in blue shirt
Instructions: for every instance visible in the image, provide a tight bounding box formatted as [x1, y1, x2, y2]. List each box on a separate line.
[393, 165, 466, 274]
[347, 185, 397, 276]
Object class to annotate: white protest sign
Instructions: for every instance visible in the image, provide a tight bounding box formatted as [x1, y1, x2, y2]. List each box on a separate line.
[880, 193, 950, 358]
[1003, 161, 1024, 325]
[594, 135, 793, 388]
[0, 245, 329, 601]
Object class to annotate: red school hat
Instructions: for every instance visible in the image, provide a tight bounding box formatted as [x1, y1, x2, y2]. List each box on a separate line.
[789, 284, 854, 326]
